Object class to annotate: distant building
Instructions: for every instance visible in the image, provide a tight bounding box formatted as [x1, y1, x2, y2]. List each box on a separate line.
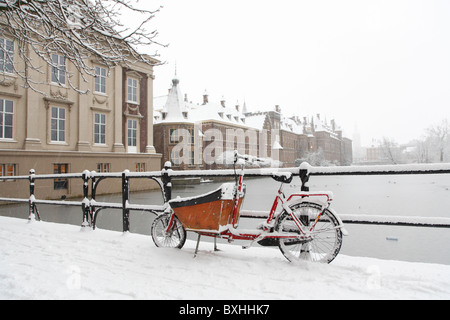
[153, 76, 255, 170]
[153, 76, 352, 169]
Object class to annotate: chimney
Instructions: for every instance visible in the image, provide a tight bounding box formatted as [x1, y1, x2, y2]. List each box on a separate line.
[275, 105, 281, 113]
[220, 96, 226, 107]
[317, 113, 320, 120]
[235, 104, 239, 112]
[203, 90, 209, 105]
[331, 119, 336, 131]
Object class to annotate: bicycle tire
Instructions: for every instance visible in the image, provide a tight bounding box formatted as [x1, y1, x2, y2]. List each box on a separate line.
[151, 213, 186, 249]
[275, 202, 343, 263]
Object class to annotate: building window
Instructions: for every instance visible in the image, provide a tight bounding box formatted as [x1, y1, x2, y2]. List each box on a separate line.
[94, 113, 106, 145]
[189, 150, 195, 166]
[54, 163, 68, 190]
[0, 38, 14, 74]
[127, 78, 138, 103]
[127, 119, 137, 151]
[51, 54, 66, 85]
[0, 99, 13, 139]
[97, 163, 111, 173]
[94, 66, 106, 94]
[51, 106, 66, 142]
[0, 163, 16, 178]
[135, 163, 145, 172]
[169, 128, 179, 144]
[170, 149, 179, 165]
[188, 128, 194, 144]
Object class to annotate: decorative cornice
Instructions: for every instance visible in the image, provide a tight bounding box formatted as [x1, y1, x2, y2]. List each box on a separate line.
[50, 87, 69, 100]
[93, 94, 109, 106]
[43, 96, 74, 108]
[0, 75, 18, 91]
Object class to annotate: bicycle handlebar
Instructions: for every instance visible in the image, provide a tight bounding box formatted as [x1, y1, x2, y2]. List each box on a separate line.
[233, 151, 264, 164]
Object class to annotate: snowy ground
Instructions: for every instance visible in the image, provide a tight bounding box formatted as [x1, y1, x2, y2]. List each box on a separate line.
[1, 216, 450, 300]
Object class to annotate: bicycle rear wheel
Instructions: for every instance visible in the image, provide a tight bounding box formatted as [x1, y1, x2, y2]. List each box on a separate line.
[151, 213, 186, 249]
[275, 202, 343, 263]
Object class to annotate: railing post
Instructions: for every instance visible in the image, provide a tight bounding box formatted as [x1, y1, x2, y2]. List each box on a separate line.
[299, 162, 311, 192]
[161, 161, 172, 203]
[81, 170, 91, 228]
[28, 169, 38, 221]
[122, 170, 130, 232]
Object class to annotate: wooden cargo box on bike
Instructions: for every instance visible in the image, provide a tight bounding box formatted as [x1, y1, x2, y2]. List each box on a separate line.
[169, 183, 245, 232]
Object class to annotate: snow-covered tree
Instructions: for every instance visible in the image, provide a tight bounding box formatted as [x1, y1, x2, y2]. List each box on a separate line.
[295, 148, 331, 166]
[0, 0, 164, 93]
[426, 119, 449, 162]
[379, 137, 401, 164]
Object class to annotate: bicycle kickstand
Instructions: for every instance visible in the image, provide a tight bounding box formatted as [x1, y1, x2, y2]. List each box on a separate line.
[214, 237, 221, 251]
[194, 234, 201, 258]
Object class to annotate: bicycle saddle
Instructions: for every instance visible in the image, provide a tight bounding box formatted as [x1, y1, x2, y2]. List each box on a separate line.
[271, 172, 293, 184]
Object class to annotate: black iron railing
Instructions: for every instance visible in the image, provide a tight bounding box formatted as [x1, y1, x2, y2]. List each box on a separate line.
[1, 162, 450, 231]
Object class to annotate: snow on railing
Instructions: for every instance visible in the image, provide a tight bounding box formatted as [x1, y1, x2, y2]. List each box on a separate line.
[1, 162, 450, 231]
[303, 162, 450, 176]
[239, 210, 450, 228]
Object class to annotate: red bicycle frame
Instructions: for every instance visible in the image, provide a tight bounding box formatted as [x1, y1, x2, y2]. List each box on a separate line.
[165, 154, 333, 245]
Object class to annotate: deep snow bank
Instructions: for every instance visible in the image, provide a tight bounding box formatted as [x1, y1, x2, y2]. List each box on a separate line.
[0, 216, 449, 300]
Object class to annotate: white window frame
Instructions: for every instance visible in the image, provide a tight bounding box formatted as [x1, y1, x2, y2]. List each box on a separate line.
[96, 163, 111, 173]
[51, 54, 66, 85]
[0, 99, 13, 140]
[127, 119, 137, 153]
[50, 106, 66, 142]
[135, 162, 145, 172]
[0, 38, 14, 74]
[94, 113, 106, 145]
[0, 163, 16, 178]
[127, 77, 138, 103]
[94, 66, 107, 94]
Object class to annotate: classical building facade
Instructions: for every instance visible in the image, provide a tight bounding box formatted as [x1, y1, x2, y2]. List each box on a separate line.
[0, 34, 161, 199]
[153, 76, 352, 169]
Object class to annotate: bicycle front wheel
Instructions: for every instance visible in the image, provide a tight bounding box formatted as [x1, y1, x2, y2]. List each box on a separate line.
[151, 213, 186, 249]
[275, 202, 343, 263]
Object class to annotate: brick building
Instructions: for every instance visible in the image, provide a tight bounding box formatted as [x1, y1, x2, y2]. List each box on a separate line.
[153, 76, 352, 169]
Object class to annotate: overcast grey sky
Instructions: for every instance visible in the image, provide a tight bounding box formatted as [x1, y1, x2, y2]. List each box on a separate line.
[134, 0, 450, 146]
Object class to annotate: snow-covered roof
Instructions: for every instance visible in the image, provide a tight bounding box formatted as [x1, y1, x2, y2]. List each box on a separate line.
[153, 76, 348, 140]
[154, 76, 249, 127]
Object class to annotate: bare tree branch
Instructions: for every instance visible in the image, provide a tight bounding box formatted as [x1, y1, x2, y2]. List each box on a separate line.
[0, 0, 165, 94]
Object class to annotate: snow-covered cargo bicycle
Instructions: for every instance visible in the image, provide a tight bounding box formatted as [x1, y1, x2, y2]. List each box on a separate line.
[151, 151, 348, 263]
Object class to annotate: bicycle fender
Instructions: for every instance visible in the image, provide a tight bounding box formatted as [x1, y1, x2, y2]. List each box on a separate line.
[286, 197, 328, 211]
[286, 198, 349, 236]
[326, 206, 349, 236]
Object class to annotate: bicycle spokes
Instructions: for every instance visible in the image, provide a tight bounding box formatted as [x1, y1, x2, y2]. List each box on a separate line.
[276, 202, 343, 263]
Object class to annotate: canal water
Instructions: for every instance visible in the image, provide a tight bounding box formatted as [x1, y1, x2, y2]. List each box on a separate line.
[1, 174, 450, 265]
